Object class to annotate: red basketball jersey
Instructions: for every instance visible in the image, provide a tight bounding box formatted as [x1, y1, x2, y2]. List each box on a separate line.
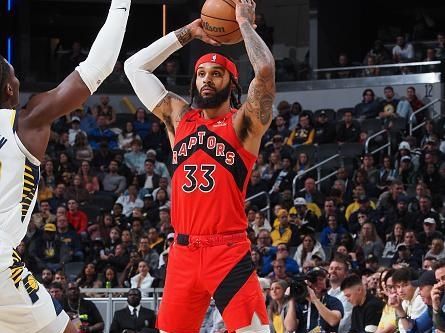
[171, 109, 257, 235]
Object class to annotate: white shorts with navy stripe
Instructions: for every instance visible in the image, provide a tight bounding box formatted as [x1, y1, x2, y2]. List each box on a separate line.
[0, 265, 69, 333]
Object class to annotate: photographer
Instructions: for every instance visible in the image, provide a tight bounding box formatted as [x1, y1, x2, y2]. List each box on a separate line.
[285, 267, 343, 333]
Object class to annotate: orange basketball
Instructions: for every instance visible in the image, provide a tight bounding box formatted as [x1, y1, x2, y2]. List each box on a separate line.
[201, 0, 243, 45]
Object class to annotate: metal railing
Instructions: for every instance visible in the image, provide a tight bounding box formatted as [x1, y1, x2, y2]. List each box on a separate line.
[81, 287, 163, 333]
[313, 60, 441, 74]
[409, 98, 443, 136]
[245, 191, 271, 222]
[364, 129, 391, 155]
[292, 153, 340, 196]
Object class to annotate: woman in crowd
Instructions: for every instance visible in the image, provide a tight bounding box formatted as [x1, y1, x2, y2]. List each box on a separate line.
[356, 222, 384, 258]
[267, 279, 290, 333]
[118, 121, 142, 151]
[293, 233, 326, 269]
[77, 160, 100, 193]
[382, 222, 405, 259]
[376, 269, 397, 333]
[76, 262, 102, 289]
[72, 132, 94, 163]
[133, 107, 151, 139]
[130, 260, 155, 297]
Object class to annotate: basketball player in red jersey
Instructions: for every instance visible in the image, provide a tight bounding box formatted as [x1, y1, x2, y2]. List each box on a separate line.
[125, 0, 275, 332]
[0, 1, 130, 332]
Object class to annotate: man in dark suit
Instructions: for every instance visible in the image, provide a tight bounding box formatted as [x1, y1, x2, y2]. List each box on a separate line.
[109, 288, 158, 333]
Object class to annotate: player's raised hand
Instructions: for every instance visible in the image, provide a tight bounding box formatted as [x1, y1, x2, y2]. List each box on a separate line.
[234, 0, 256, 27]
[186, 18, 221, 46]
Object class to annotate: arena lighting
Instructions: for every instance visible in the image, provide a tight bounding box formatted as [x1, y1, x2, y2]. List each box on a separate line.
[7, 37, 12, 64]
[7, 0, 12, 12]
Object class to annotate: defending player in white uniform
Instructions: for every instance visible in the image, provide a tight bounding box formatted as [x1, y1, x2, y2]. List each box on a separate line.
[0, 1, 131, 332]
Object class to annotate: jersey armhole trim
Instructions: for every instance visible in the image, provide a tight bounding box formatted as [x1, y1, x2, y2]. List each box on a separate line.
[14, 133, 41, 167]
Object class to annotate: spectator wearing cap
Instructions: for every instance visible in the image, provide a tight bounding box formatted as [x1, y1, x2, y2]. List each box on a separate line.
[397, 155, 417, 187]
[390, 268, 427, 333]
[146, 149, 170, 180]
[68, 116, 87, 146]
[336, 109, 361, 143]
[313, 110, 336, 144]
[396, 270, 435, 332]
[342, 274, 384, 333]
[141, 193, 159, 227]
[270, 209, 293, 246]
[265, 133, 294, 160]
[392, 230, 424, 270]
[365, 254, 380, 273]
[286, 111, 314, 147]
[425, 237, 445, 261]
[124, 139, 146, 175]
[396, 141, 420, 171]
[286, 267, 344, 333]
[289, 197, 319, 233]
[411, 195, 441, 233]
[418, 217, 444, 249]
[37, 223, 62, 272]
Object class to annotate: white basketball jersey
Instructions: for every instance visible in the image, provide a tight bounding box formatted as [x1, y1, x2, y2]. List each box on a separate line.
[0, 109, 40, 271]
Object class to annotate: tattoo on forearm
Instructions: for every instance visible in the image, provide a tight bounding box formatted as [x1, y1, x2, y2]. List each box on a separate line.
[245, 77, 274, 126]
[175, 27, 193, 46]
[239, 22, 275, 74]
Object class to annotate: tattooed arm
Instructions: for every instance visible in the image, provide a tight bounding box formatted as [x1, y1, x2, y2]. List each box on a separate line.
[235, 0, 275, 139]
[124, 19, 218, 140]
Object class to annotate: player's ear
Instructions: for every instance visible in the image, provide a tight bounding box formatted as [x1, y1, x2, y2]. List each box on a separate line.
[5, 83, 13, 97]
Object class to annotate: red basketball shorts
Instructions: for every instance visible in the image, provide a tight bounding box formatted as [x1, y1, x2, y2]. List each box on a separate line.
[156, 234, 268, 333]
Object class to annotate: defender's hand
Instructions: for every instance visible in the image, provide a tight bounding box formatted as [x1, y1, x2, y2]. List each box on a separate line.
[234, 0, 256, 27]
[186, 19, 221, 46]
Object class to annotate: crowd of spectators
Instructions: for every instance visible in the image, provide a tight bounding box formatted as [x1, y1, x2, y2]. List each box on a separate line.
[329, 32, 445, 79]
[19, 63, 445, 331]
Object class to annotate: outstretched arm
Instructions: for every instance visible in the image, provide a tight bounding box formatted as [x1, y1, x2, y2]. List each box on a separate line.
[124, 19, 219, 136]
[19, 0, 131, 161]
[237, 0, 275, 137]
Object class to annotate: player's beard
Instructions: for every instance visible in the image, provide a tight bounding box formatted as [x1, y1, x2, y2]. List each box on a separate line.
[194, 82, 231, 109]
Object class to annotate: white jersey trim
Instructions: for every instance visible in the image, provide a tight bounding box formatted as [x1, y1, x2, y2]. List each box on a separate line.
[14, 132, 40, 166]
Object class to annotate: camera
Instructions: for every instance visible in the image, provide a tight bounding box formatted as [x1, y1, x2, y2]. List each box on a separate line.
[289, 268, 327, 304]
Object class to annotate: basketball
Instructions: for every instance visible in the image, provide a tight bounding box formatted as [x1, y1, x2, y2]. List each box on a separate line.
[201, 0, 243, 45]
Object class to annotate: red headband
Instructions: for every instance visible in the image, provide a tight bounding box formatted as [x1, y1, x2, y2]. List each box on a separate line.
[194, 53, 239, 80]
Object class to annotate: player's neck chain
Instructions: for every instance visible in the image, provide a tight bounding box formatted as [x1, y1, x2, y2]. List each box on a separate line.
[67, 298, 80, 315]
